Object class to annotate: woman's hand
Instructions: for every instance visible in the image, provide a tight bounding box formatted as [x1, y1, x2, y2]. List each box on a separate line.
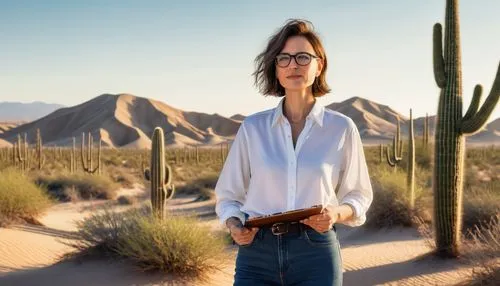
[226, 217, 259, 246]
[300, 206, 339, 233]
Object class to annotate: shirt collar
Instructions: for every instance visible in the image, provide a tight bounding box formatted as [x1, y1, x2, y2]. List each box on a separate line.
[271, 97, 325, 128]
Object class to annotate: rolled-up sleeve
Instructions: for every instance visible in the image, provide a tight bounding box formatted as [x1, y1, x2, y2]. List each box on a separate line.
[335, 120, 373, 227]
[215, 122, 251, 226]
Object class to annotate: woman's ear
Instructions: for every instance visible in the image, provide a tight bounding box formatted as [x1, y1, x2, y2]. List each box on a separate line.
[316, 58, 324, 77]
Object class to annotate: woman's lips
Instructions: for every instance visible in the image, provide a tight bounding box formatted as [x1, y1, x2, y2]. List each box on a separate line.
[286, 75, 302, 79]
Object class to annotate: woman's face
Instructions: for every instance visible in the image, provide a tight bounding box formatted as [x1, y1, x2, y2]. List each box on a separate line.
[275, 36, 323, 94]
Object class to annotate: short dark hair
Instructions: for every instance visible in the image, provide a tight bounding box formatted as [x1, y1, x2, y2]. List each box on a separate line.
[253, 19, 331, 97]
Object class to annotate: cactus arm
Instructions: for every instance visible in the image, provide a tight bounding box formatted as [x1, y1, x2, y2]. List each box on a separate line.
[386, 145, 396, 167]
[433, 23, 446, 88]
[460, 63, 500, 135]
[164, 164, 172, 186]
[462, 85, 482, 122]
[166, 185, 175, 200]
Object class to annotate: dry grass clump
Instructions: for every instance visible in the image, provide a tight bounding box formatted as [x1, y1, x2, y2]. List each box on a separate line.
[0, 168, 52, 227]
[365, 166, 430, 228]
[65, 207, 230, 278]
[456, 214, 500, 286]
[36, 172, 119, 201]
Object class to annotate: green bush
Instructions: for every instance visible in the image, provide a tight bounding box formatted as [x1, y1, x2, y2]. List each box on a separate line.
[36, 172, 119, 201]
[0, 168, 52, 226]
[66, 207, 229, 278]
[365, 166, 430, 228]
[462, 181, 500, 235]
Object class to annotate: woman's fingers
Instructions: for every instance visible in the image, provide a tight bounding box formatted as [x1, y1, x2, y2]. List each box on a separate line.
[232, 227, 259, 245]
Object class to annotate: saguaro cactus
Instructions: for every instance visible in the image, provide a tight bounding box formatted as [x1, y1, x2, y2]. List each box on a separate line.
[386, 117, 403, 169]
[379, 144, 383, 163]
[407, 109, 415, 209]
[423, 113, 430, 147]
[16, 133, 29, 171]
[432, 0, 500, 257]
[80, 132, 101, 174]
[35, 129, 45, 170]
[70, 137, 76, 173]
[143, 127, 175, 219]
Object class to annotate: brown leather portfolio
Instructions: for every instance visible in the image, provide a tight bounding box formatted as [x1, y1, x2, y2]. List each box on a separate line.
[244, 205, 324, 228]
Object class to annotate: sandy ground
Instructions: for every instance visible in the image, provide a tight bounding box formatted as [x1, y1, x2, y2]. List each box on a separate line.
[0, 184, 475, 286]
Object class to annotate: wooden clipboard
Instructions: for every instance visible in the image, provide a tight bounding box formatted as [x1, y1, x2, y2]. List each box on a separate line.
[244, 205, 324, 228]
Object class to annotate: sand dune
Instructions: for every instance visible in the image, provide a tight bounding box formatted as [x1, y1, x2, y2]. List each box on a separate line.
[0, 122, 23, 134]
[0, 94, 497, 147]
[0, 94, 240, 149]
[0, 138, 12, 148]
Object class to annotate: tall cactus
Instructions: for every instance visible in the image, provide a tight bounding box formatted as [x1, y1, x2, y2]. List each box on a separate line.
[16, 133, 29, 172]
[379, 144, 383, 163]
[143, 127, 175, 219]
[407, 109, 415, 209]
[386, 117, 403, 169]
[70, 137, 76, 173]
[35, 129, 45, 170]
[423, 113, 430, 148]
[80, 132, 100, 174]
[432, 0, 500, 257]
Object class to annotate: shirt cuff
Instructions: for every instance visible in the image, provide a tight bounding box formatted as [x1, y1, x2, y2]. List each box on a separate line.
[339, 197, 366, 227]
[219, 208, 247, 227]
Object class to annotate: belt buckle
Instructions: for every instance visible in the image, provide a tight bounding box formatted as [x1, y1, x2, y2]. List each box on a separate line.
[271, 222, 288, 235]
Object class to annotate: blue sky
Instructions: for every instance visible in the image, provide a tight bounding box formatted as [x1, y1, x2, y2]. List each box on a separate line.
[1, 0, 499, 121]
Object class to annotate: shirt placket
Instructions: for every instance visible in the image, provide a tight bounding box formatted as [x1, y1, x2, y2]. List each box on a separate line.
[283, 118, 313, 211]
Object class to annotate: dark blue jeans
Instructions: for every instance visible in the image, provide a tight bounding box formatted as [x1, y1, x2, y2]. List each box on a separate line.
[234, 225, 343, 286]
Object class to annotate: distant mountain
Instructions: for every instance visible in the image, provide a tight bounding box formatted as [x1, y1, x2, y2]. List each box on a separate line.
[327, 97, 498, 145]
[326, 96, 403, 140]
[0, 122, 24, 134]
[0, 94, 240, 148]
[0, 102, 65, 122]
[466, 117, 500, 145]
[230, 114, 246, 122]
[0, 94, 497, 147]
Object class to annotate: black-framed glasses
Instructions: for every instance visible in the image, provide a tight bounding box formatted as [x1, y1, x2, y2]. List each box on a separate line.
[275, 52, 319, 68]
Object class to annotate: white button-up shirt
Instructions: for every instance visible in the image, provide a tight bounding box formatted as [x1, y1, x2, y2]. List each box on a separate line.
[215, 97, 373, 227]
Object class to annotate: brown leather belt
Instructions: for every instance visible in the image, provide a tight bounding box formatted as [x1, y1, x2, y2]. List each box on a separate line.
[262, 222, 311, 235]
[262, 222, 337, 236]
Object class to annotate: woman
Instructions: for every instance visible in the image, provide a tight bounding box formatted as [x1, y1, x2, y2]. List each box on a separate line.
[215, 19, 373, 286]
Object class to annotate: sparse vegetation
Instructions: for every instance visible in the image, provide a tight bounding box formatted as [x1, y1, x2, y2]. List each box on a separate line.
[0, 168, 52, 227]
[459, 214, 500, 286]
[366, 165, 430, 228]
[35, 172, 119, 201]
[65, 207, 229, 278]
[117, 195, 137, 205]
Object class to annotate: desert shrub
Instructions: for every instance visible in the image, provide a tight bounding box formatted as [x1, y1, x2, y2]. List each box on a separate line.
[365, 166, 430, 228]
[116, 195, 137, 205]
[0, 168, 52, 226]
[106, 165, 137, 188]
[456, 214, 500, 286]
[36, 172, 119, 201]
[66, 207, 229, 278]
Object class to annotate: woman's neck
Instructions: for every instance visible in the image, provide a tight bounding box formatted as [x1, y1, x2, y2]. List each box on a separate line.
[283, 90, 315, 123]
